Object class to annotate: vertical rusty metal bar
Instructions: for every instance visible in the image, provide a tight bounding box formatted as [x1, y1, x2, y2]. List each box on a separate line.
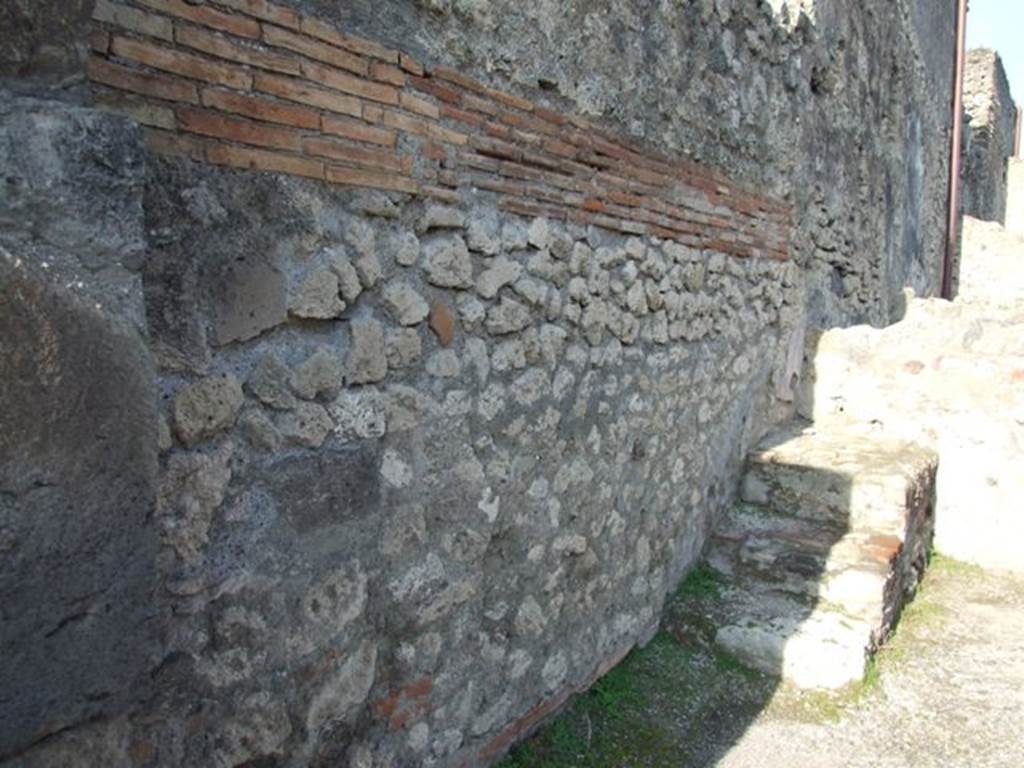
[943, 0, 968, 300]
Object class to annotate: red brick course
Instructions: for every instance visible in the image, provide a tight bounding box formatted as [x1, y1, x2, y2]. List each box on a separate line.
[88, 0, 791, 260]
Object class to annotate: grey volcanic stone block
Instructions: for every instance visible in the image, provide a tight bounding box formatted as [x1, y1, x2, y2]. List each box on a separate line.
[0, 253, 159, 758]
[0, 1, 93, 83]
[0, 96, 147, 327]
[211, 253, 289, 344]
[261, 448, 381, 534]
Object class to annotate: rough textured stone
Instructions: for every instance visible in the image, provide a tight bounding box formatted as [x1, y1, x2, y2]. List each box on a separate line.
[0, 254, 157, 757]
[393, 231, 421, 267]
[328, 250, 364, 303]
[383, 281, 430, 326]
[173, 374, 244, 446]
[486, 296, 532, 335]
[289, 269, 345, 319]
[347, 316, 388, 384]
[277, 401, 333, 448]
[290, 347, 345, 400]
[426, 349, 462, 378]
[211, 255, 288, 345]
[239, 407, 283, 451]
[386, 327, 423, 368]
[0, 0, 964, 763]
[423, 235, 473, 288]
[247, 352, 298, 410]
[476, 257, 523, 299]
[418, 204, 466, 233]
[261, 449, 381, 533]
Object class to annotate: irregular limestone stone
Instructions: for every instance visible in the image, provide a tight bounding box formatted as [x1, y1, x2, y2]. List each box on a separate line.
[158, 414, 173, 452]
[457, 294, 485, 330]
[426, 350, 462, 378]
[512, 276, 547, 307]
[299, 561, 367, 648]
[386, 328, 423, 369]
[423, 235, 473, 288]
[330, 389, 387, 440]
[327, 251, 363, 303]
[173, 374, 244, 446]
[417, 204, 465, 233]
[467, 217, 501, 255]
[159, 441, 234, 564]
[214, 693, 292, 767]
[355, 252, 383, 289]
[514, 596, 546, 637]
[513, 368, 550, 405]
[347, 316, 388, 384]
[429, 300, 457, 346]
[246, 352, 297, 410]
[475, 257, 522, 299]
[345, 218, 376, 259]
[626, 280, 649, 316]
[290, 347, 344, 400]
[528, 217, 551, 250]
[239, 408, 282, 451]
[393, 231, 421, 267]
[486, 296, 531, 335]
[277, 402, 333, 447]
[541, 651, 568, 692]
[289, 269, 344, 319]
[380, 449, 414, 488]
[382, 281, 429, 326]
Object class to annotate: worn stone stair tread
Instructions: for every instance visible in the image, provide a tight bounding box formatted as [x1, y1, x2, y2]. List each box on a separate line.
[707, 583, 874, 690]
[709, 504, 898, 617]
[676, 423, 938, 691]
[740, 422, 938, 530]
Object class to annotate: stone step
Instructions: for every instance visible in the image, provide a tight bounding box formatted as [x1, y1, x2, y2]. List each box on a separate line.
[669, 423, 937, 690]
[740, 423, 937, 533]
[711, 584, 875, 690]
[707, 505, 901, 622]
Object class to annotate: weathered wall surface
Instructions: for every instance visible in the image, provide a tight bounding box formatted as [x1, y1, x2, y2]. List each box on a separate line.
[0, 1, 953, 766]
[801, 215, 1024, 574]
[1006, 157, 1024, 234]
[962, 49, 1017, 224]
[328, 0, 955, 328]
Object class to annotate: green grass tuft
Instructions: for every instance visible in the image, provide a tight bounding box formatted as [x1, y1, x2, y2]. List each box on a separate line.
[676, 563, 725, 601]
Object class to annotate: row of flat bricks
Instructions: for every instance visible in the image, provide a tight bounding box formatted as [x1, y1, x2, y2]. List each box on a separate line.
[88, 0, 791, 260]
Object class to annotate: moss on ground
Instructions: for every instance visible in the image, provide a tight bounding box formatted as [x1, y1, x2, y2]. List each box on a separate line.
[501, 552, 995, 766]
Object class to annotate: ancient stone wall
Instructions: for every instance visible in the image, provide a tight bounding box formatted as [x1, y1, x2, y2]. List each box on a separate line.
[0, 1, 954, 766]
[962, 48, 1017, 224]
[1007, 158, 1024, 234]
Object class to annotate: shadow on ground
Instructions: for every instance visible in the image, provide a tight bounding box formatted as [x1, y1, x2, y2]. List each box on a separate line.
[499, 422, 937, 767]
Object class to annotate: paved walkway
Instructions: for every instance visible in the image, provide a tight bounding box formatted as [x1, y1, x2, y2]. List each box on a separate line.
[501, 556, 1024, 768]
[715, 559, 1024, 768]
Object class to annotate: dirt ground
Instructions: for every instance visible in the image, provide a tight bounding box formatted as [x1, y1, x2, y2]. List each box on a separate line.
[499, 556, 1024, 768]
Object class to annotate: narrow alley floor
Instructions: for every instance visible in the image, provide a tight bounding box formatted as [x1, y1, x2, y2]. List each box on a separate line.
[501, 557, 1024, 768]
[500, 217, 1024, 768]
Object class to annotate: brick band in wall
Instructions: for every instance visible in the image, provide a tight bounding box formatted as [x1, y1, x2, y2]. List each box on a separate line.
[88, 0, 791, 260]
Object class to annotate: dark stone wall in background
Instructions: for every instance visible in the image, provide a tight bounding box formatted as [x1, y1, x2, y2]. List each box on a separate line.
[963, 48, 1017, 224]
